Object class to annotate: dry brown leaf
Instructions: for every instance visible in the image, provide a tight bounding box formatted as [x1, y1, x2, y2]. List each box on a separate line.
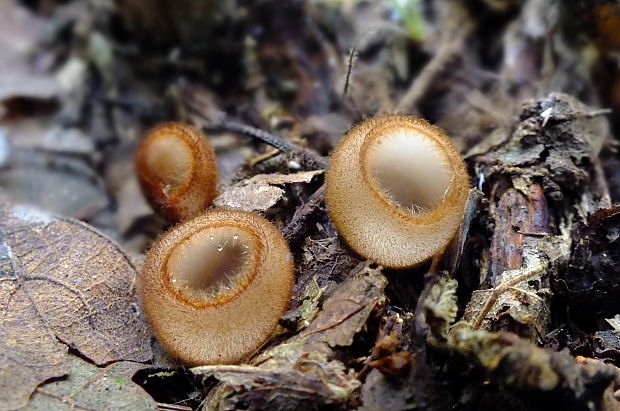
[300, 261, 388, 348]
[25, 355, 157, 410]
[213, 170, 323, 212]
[0, 200, 152, 409]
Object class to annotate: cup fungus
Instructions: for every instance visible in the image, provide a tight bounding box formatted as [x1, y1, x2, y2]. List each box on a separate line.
[139, 209, 294, 365]
[135, 122, 218, 223]
[325, 115, 469, 269]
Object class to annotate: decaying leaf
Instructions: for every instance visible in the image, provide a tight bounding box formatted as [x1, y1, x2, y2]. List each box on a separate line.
[25, 355, 157, 410]
[6, 121, 94, 155]
[0, 200, 152, 409]
[213, 170, 323, 212]
[299, 261, 388, 348]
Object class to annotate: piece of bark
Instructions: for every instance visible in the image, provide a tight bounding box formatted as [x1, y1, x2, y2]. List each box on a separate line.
[464, 93, 609, 339]
[213, 171, 323, 213]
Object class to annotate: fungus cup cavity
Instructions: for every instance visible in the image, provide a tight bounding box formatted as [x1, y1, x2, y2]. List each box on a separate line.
[325, 115, 469, 268]
[135, 122, 218, 223]
[139, 210, 294, 365]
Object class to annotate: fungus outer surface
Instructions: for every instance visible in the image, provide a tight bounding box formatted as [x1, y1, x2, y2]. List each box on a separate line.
[139, 210, 294, 365]
[135, 122, 218, 223]
[143, 134, 193, 191]
[325, 115, 469, 268]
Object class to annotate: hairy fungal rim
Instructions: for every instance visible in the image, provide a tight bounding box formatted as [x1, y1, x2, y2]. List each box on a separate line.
[161, 221, 264, 309]
[359, 121, 464, 225]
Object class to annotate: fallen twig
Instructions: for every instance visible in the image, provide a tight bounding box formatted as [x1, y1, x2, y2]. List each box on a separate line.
[283, 184, 326, 242]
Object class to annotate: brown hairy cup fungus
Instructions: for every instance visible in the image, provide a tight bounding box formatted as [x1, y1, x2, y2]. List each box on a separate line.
[139, 209, 294, 365]
[325, 115, 469, 268]
[135, 122, 218, 223]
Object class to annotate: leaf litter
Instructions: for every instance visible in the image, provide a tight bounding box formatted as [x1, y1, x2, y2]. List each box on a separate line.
[1, 0, 620, 410]
[0, 199, 151, 409]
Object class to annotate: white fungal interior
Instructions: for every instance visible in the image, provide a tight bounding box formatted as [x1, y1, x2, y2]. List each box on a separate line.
[167, 226, 253, 302]
[366, 128, 452, 213]
[145, 134, 193, 193]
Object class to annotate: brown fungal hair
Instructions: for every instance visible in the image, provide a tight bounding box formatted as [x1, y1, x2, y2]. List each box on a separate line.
[135, 122, 218, 223]
[325, 115, 469, 268]
[138, 209, 294, 365]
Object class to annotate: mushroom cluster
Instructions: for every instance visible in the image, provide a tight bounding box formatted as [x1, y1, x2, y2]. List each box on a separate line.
[135, 115, 468, 365]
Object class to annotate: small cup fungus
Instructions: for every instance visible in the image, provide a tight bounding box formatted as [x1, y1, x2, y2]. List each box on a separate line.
[135, 122, 218, 223]
[139, 209, 294, 365]
[325, 115, 469, 268]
